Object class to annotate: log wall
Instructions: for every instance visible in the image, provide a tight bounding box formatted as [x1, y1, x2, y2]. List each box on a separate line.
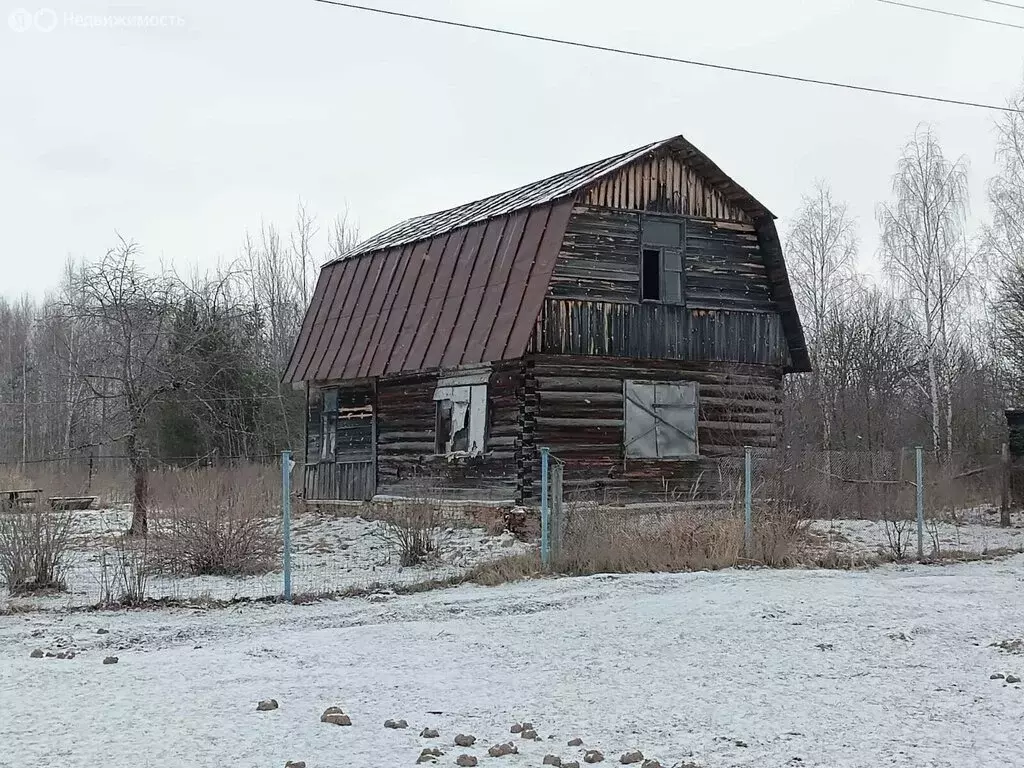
[520, 355, 783, 502]
[374, 364, 522, 501]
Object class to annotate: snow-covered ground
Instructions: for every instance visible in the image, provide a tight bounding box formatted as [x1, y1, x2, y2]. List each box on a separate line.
[806, 508, 1024, 562]
[3, 557, 1024, 767]
[0, 506, 531, 611]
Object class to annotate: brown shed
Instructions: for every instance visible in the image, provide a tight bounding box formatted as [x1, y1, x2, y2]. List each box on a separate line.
[285, 134, 808, 503]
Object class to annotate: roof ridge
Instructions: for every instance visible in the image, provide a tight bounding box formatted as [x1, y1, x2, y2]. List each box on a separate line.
[330, 136, 674, 263]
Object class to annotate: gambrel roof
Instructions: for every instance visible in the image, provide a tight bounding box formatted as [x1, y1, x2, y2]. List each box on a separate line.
[284, 135, 809, 384]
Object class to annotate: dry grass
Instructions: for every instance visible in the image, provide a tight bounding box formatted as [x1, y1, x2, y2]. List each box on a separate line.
[148, 465, 280, 577]
[1, 462, 129, 506]
[553, 502, 809, 575]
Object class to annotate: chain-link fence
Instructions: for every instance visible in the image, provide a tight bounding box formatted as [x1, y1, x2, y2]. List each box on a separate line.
[0, 453, 531, 611]
[540, 446, 1020, 570]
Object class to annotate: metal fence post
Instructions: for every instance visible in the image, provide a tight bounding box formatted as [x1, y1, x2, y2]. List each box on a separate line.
[540, 446, 550, 568]
[744, 446, 752, 558]
[915, 445, 924, 559]
[282, 449, 293, 602]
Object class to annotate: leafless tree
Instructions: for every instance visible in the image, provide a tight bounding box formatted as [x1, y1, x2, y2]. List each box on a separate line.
[986, 85, 1024, 395]
[786, 182, 860, 456]
[878, 125, 973, 457]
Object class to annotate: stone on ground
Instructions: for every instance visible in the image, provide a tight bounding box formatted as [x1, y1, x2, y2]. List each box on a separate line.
[456, 756, 478, 767]
[384, 718, 409, 729]
[320, 707, 351, 726]
[97, 628, 109, 634]
[510, 723, 523, 734]
[641, 760, 662, 768]
[543, 755, 562, 766]
[488, 743, 518, 757]
[620, 751, 644, 764]
[454, 734, 476, 747]
[584, 750, 605, 764]
[256, 699, 279, 711]
[102, 656, 119, 665]
[522, 728, 539, 740]
[1007, 674, 1022, 684]
[285, 762, 306, 768]
[420, 727, 440, 738]
[30, 649, 43, 658]
[568, 738, 584, 747]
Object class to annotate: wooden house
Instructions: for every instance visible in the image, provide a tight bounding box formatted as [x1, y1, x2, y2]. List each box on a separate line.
[283, 135, 810, 504]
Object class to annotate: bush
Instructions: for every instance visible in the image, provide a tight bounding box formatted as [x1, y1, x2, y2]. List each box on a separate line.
[150, 466, 279, 577]
[0, 503, 74, 594]
[375, 497, 449, 567]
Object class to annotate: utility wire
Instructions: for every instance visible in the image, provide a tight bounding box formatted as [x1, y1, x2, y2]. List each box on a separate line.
[877, 0, 1024, 30]
[312, 0, 1021, 113]
[984, 0, 1024, 11]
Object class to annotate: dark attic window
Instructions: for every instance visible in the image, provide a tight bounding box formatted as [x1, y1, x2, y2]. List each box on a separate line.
[641, 248, 662, 301]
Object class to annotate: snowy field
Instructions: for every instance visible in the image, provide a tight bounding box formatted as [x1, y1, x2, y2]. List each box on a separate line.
[0, 506, 530, 612]
[806, 508, 1024, 562]
[3, 557, 1024, 767]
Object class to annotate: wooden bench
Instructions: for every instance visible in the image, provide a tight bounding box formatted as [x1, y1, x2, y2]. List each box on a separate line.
[1, 488, 43, 507]
[48, 496, 97, 511]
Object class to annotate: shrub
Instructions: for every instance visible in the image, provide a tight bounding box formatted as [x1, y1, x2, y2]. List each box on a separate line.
[375, 497, 449, 567]
[150, 466, 279, 577]
[0, 502, 74, 594]
[96, 535, 150, 606]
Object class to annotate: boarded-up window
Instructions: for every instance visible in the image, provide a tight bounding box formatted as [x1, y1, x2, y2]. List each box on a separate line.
[640, 216, 685, 306]
[433, 368, 489, 456]
[624, 380, 698, 458]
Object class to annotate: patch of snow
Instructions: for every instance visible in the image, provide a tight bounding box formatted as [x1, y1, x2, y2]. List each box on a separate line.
[3, 558, 1024, 766]
[0, 507, 531, 611]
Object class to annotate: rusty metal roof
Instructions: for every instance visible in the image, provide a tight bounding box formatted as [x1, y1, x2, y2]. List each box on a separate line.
[284, 199, 575, 383]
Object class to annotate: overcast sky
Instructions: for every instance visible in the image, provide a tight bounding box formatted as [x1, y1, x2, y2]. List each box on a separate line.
[2, 0, 1022, 299]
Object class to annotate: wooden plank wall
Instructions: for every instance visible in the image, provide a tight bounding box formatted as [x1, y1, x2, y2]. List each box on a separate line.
[522, 355, 783, 502]
[304, 385, 375, 501]
[581, 151, 753, 222]
[375, 364, 522, 500]
[542, 299, 788, 366]
[550, 207, 774, 312]
[304, 461, 375, 501]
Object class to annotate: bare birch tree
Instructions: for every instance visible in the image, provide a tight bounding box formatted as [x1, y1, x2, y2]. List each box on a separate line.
[878, 125, 972, 456]
[785, 182, 860, 455]
[987, 85, 1024, 394]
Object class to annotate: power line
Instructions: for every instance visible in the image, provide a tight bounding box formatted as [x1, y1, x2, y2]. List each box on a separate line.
[877, 0, 1024, 30]
[984, 0, 1024, 11]
[0, 392, 297, 406]
[312, 0, 1020, 113]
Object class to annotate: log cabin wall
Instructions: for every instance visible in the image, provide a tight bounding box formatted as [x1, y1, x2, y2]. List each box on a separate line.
[374, 363, 523, 501]
[522, 355, 782, 502]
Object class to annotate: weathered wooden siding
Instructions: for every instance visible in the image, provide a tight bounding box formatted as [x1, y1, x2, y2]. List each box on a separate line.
[521, 355, 782, 501]
[304, 461, 376, 501]
[375, 364, 522, 501]
[550, 207, 774, 312]
[580, 150, 753, 222]
[541, 300, 788, 366]
[304, 385, 376, 501]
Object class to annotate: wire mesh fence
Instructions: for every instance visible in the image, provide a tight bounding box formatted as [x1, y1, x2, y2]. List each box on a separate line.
[541, 446, 1021, 570]
[0, 453, 532, 610]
